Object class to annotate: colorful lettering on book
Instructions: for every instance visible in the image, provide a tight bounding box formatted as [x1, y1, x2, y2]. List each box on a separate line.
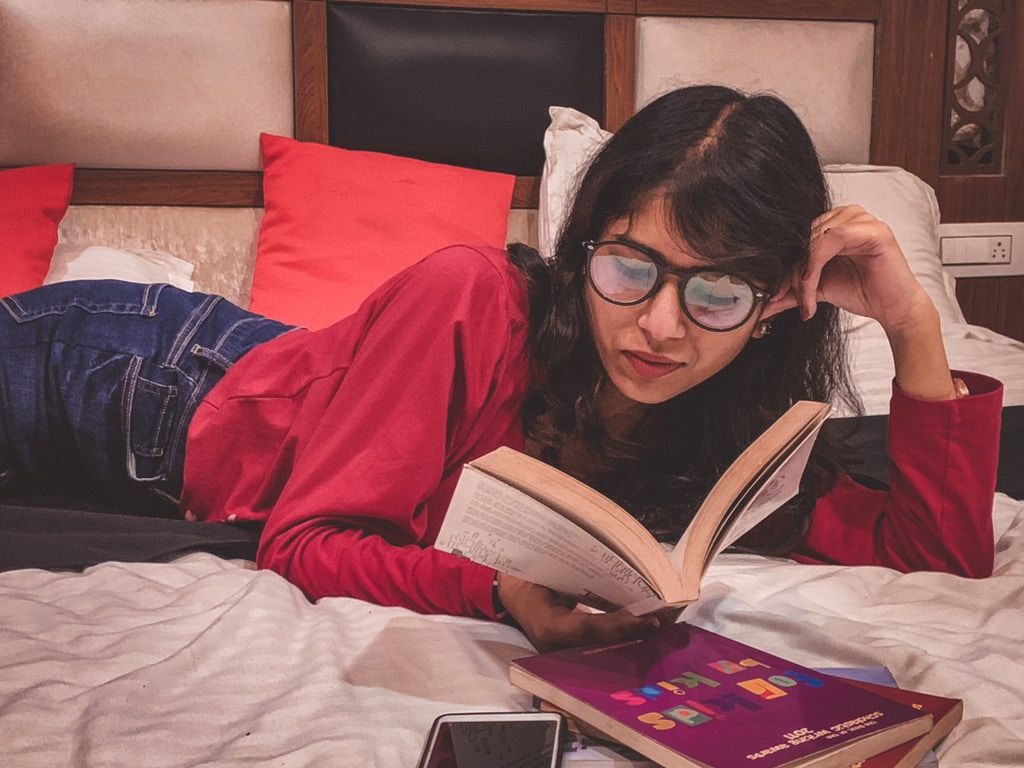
[608, 657, 825, 731]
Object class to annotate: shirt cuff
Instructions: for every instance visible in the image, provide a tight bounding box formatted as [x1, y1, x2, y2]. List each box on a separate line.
[890, 370, 1003, 422]
[460, 561, 502, 620]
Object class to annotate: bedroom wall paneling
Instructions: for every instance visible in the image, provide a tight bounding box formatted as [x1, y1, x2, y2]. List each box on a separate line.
[861, 0, 1024, 342]
[13, 0, 1021, 342]
[869, 0, 947, 180]
[0, 0, 294, 171]
[325, 3, 605, 176]
[604, 13, 637, 131]
[294, 0, 330, 143]
[72, 170, 264, 208]
[941, 0, 1024, 342]
[633, 16, 875, 164]
[1004, 0, 1024, 221]
[0, 0, 294, 207]
[635, 0, 882, 21]
[326, 0, 608, 10]
[956, 276, 1024, 342]
[941, 0, 1008, 175]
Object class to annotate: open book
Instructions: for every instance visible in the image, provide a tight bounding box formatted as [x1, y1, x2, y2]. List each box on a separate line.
[435, 400, 830, 615]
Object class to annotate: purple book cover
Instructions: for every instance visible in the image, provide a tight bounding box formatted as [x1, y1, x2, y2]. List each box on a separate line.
[512, 624, 926, 768]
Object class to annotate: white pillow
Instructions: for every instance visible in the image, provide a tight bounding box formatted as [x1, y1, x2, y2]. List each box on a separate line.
[44, 244, 196, 292]
[538, 106, 966, 330]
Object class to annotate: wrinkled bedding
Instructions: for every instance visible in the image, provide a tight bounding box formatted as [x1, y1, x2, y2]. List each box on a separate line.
[1, 324, 1022, 767]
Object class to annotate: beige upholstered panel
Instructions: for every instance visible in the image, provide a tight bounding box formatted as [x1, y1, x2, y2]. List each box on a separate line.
[59, 206, 264, 305]
[58, 207, 539, 306]
[507, 209, 539, 250]
[636, 17, 874, 165]
[0, 0, 293, 171]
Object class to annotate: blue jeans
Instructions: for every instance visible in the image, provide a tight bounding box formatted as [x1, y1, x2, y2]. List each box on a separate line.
[0, 281, 293, 507]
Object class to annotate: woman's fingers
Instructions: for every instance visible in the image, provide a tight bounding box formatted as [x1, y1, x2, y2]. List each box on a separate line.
[793, 207, 861, 321]
[802, 212, 897, 320]
[761, 206, 869, 325]
[809, 205, 853, 239]
[498, 573, 664, 651]
[534, 606, 659, 652]
[526, 601, 659, 652]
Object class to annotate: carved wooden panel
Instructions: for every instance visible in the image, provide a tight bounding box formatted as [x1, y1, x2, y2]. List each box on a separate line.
[936, 0, 1022, 341]
[941, 0, 1010, 173]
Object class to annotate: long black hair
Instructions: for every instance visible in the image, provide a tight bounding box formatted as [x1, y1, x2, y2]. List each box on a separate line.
[509, 85, 860, 555]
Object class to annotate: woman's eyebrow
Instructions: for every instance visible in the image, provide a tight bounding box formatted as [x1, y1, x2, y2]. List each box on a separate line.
[608, 234, 668, 262]
[610, 234, 710, 269]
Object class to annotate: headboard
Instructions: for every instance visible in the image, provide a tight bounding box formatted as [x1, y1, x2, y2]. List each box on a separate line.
[1, 0, 1020, 338]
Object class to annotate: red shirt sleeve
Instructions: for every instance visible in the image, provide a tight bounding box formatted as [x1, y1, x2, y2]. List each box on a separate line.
[794, 371, 1003, 577]
[249, 246, 530, 617]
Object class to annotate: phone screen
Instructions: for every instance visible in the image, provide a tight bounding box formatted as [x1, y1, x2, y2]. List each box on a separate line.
[421, 718, 561, 768]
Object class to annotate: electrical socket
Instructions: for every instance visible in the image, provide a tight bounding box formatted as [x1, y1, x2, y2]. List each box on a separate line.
[938, 221, 1024, 278]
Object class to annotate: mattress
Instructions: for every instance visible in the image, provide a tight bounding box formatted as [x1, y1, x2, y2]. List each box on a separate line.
[1, 324, 1022, 767]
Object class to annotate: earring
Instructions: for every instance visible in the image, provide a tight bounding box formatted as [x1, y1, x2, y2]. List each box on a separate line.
[756, 320, 773, 338]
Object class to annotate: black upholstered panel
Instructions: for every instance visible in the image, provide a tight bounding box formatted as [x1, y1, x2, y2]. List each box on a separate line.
[327, 3, 604, 176]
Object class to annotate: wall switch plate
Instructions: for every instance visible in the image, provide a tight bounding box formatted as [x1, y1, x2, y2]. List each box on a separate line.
[938, 221, 1024, 278]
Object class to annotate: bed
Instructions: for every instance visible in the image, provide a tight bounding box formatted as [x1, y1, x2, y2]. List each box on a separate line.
[1, 1, 1022, 766]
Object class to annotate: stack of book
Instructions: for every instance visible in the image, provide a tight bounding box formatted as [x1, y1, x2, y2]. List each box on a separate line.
[510, 623, 962, 768]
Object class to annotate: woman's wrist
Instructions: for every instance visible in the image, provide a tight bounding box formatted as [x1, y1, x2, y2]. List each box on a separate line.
[492, 572, 521, 628]
[877, 288, 939, 338]
[884, 302, 957, 401]
[492, 575, 509, 619]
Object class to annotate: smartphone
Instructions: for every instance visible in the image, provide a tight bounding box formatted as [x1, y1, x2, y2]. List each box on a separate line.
[416, 711, 567, 768]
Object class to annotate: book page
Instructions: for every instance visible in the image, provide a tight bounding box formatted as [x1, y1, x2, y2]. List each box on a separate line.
[668, 402, 829, 573]
[470, 448, 677, 593]
[436, 466, 659, 609]
[709, 416, 824, 559]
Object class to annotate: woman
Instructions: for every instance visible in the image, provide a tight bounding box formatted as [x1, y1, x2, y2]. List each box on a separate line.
[0, 86, 1002, 651]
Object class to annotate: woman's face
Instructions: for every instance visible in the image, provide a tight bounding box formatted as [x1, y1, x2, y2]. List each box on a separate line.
[585, 197, 764, 405]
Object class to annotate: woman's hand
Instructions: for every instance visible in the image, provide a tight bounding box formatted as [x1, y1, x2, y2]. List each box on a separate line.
[762, 205, 957, 401]
[496, 572, 669, 652]
[762, 205, 934, 333]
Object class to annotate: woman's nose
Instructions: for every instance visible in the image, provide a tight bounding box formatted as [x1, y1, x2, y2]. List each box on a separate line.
[637, 281, 687, 340]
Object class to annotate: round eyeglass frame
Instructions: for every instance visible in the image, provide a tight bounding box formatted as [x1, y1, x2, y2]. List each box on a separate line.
[583, 239, 770, 333]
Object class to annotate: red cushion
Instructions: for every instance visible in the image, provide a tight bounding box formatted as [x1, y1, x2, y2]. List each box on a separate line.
[0, 164, 74, 297]
[251, 134, 515, 329]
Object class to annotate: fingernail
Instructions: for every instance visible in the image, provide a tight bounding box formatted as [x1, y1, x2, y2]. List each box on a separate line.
[800, 306, 810, 321]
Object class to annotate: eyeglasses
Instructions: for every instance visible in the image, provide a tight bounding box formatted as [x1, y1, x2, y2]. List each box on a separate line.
[584, 240, 769, 332]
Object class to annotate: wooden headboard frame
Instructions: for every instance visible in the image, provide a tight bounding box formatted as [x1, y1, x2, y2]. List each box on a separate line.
[66, 0, 1023, 340]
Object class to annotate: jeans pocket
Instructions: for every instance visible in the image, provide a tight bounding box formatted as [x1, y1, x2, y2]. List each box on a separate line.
[123, 356, 179, 483]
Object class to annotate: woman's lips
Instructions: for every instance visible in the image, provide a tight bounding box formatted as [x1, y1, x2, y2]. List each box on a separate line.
[623, 350, 683, 379]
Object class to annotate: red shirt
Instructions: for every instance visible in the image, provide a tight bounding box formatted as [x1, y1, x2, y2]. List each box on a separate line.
[795, 370, 1001, 577]
[182, 246, 1002, 618]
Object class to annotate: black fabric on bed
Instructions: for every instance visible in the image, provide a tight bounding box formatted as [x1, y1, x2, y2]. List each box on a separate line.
[0, 408, 1019, 573]
[821, 405, 1023, 500]
[0, 491, 259, 572]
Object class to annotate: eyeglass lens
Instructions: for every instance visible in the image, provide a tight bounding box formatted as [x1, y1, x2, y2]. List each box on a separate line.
[588, 242, 756, 330]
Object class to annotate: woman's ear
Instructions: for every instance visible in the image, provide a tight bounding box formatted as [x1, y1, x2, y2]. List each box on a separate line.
[752, 319, 773, 339]
[759, 284, 799, 322]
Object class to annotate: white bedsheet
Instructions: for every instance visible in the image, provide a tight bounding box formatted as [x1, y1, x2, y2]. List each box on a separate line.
[1, 327, 1022, 767]
[841, 321, 1024, 417]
